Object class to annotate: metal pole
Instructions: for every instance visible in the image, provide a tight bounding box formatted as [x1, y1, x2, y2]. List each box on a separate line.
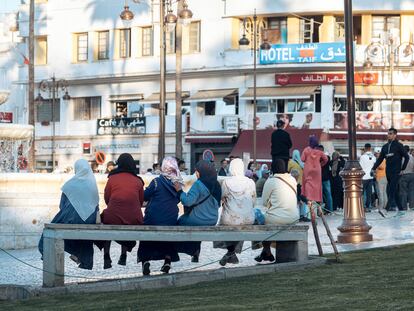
[390, 45, 395, 127]
[51, 76, 56, 172]
[175, 0, 183, 160]
[28, 0, 35, 171]
[253, 11, 257, 166]
[158, 0, 166, 162]
[337, 0, 372, 243]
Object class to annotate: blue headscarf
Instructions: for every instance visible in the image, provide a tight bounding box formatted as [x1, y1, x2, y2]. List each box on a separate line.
[292, 149, 304, 168]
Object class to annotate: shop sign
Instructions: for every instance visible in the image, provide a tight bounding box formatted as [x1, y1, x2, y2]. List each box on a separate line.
[334, 112, 414, 131]
[224, 116, 239, 134]
[0, 112, 13, 123]
[275, 73, 378, 85]
[260, 42, 346, 64]
[97, 117, 146, 135]
[94, 142, 140, 154]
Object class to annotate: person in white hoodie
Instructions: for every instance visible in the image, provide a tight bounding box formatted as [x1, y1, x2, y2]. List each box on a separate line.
[360, 143, 377, 212]
[214, 158, 256, 266]
[254, 158, 299, 263]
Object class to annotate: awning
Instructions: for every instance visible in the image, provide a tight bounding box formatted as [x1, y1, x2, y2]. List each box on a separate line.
[230, 128, 323, 161]
[140, 91, 190, 104]
[241, 86, 317, 100]
[109, 94, 143, 101]
[335, 85, 414, 99]
[329, 130, 414, 140]
[185, 133, 236, 144]
[187, 89, 237, 102]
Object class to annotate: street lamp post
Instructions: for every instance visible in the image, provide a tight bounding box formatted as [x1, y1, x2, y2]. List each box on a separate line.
[120, 0, 192, 162]
[337, 0, 373, 243]
[239, 11, 270, 166]
[364, 40, 414, 127]
[35, 75, 70, 172]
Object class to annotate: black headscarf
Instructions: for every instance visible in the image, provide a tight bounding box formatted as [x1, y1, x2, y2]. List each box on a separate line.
[195, 160, 222, 204]
[108, 153, 140, 179]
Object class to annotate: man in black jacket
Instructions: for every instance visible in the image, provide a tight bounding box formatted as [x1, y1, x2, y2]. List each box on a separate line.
[372, 128, 409, 215]
[271, 120, 292, 172]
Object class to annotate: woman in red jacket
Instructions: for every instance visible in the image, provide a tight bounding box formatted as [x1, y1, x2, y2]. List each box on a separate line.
[99, 153, 144, 269]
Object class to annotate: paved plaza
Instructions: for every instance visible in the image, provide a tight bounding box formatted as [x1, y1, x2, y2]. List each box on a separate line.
[1, 210, 414, 287]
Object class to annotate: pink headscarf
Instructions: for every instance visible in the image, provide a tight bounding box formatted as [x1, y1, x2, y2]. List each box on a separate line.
[161, 157, 184, 185]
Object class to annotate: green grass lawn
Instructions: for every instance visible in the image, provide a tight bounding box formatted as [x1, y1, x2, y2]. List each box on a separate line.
[2, 244, 414, 311]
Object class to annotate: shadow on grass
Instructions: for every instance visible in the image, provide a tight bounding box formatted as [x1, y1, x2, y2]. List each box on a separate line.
[2, 244, 414, 310]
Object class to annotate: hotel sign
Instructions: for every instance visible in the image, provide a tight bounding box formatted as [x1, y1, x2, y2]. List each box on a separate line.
[97, 117, 146, 135]
[260, 42, 346, 64]
[275, 73, 378, 85]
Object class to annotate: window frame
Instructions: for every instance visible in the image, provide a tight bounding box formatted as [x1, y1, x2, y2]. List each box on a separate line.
[141, 26, 154, 56]
[97, 30, 109, 60]
[72, 96, 102, 121]
[76, 32, 88, 62]
[119, 28, 131, 58]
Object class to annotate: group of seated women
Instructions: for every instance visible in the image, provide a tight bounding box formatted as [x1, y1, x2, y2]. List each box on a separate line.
[38, 154, 299, 275]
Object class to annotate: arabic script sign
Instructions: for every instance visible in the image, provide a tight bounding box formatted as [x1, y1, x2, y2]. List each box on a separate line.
[0, 112, 13, 123]
[97, 117, 146, 135]
[260, 42, 346, 64]
[275, 73, 378, 85]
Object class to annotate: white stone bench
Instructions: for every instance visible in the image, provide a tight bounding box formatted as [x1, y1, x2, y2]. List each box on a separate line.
[42, 223, 309, 288]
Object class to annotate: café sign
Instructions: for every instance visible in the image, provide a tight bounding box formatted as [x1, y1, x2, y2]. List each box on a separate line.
[275, 73, 378, 85]
[97, 117, 146, 135]
[260, 42, 346, 64]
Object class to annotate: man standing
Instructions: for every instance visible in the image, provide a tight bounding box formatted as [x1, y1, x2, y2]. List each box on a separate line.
[218, 159, 229, 176]
[372, 128, 409, 216]
[317, 145, 333, 214]
[271, 119, 292, 172]
[399, 145, 414, 210]
[359, 143, 376, 212]
[374, 147, 387, 213]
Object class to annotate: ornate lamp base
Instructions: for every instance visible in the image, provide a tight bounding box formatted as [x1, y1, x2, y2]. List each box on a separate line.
[337, 160, 373, 243]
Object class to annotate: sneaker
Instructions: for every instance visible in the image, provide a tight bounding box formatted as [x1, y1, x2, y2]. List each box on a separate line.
[142, 261, 150, 276]
[191, 255, 199, 263]
[396, 211, 406, 217]
[219, 252, 239, 266]
[254, 252, 275, 263]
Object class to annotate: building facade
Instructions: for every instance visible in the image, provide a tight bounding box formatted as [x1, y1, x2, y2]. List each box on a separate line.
[9, 0, 414, 171]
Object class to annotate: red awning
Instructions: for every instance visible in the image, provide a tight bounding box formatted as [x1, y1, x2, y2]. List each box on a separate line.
[230, 128, 323, 161]
[185, 133, 236, 144]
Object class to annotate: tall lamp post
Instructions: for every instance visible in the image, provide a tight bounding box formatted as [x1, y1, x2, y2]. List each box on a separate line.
[35, 75, 70, 172]
[337, 0, 372, 243]
[120, 0, 193, 162]
[239, 10, 271, 166]
[364, 40, 414, 127]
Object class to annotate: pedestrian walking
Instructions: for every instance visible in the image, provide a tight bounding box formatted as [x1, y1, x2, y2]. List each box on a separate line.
[399, 145, 414, 210]
[372, 128, 409, 216]
[374, 147, 387, 212]
[301, 136, 328, 204]
[271, 119, 292, 172]
[331, 151, 345, 211]
[359, 143, 376, 213]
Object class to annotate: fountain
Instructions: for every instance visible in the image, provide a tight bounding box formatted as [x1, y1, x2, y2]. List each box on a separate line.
[0, 123, 33, 172]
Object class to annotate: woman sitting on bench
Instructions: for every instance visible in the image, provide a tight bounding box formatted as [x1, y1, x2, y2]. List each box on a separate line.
[175, 160, 221, 262]
[214, 158, 256, 266]
[137, 157, 183, 275]
[97, 153, 145, 269]
[38, 159, 99, 270]
[256, 158, 299, 263]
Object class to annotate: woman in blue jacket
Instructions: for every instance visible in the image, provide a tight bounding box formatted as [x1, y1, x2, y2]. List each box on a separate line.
[175, 160, 221, 262]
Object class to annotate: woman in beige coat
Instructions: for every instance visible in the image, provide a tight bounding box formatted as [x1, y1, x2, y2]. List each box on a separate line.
[255, 158, 299, 262]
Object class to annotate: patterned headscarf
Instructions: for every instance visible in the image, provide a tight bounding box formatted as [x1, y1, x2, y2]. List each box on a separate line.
[161, 156, 184, 185]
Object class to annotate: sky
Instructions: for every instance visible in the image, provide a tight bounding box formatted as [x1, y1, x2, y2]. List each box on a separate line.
[0, 0, 21, 14]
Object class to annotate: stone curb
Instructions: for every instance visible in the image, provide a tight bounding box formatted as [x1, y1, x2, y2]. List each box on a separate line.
[0, 257, 326, 301]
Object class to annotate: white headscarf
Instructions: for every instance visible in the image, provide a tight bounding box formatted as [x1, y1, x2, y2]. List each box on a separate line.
[225, 158, 253, 192]
[61, 159, 99, 222]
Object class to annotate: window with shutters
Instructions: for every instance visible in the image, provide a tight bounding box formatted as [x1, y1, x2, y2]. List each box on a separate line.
[187, 21, 200, 53]
[36, 99, 60, 122]
[72, 97, 101, 121]
[372, 15, 400, 43]
[119, 28, 131, 58]
[166, 30, 176, 54]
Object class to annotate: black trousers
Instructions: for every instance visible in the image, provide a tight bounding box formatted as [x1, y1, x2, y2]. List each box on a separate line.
[387, 174, 403, 211]
[271, 156, 288, 173]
